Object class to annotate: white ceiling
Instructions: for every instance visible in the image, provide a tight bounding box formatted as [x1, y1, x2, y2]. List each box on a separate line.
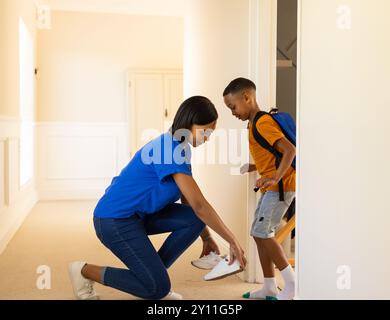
[42, 0, 186, 17]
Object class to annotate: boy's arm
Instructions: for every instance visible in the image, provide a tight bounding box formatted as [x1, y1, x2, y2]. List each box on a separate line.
[240, 163, 257, 174]
[256, 137, 296, 190]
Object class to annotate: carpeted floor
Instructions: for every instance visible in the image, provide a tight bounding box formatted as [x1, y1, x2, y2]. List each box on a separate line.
[0, 201, 279, 300]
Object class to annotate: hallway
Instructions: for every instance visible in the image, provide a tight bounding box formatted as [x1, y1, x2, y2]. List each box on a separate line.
[0, 201, 262, 300]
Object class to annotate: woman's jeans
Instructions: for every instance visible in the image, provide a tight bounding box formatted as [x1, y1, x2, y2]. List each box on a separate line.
[93, 203, 205, 299]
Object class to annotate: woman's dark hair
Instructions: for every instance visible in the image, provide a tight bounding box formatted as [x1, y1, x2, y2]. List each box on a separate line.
[170, 96, 218, 135]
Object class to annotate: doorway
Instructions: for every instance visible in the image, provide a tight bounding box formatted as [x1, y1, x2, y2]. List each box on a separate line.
[276, 0, 298, 121]
[276, 0, 298, 264]
[247, 0, 298, 287]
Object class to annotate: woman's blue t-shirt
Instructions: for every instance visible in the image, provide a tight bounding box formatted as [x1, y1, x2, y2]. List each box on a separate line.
[94, 132, 192, 219]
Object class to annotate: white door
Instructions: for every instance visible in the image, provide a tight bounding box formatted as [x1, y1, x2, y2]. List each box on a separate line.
[163, 74, 183, 130]
[128, 72, 164, 154]
[127, 70, 183, 155]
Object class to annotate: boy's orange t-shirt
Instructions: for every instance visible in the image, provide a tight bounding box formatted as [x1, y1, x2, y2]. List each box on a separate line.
[249, 114, 296, 193]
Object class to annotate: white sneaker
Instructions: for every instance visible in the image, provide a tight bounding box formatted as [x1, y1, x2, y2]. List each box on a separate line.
[191, 252, 226, 270]
[204, 257, 243, 281]
[68, 261, 99, 300]
[162, 291, 183, 300]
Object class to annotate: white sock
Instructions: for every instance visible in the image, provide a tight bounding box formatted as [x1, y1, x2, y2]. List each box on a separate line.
[277, 265, 295, 300]
[245, 278, 278, 299]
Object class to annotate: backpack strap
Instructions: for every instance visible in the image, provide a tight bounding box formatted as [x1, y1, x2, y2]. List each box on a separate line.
[252, 111, 285, 201]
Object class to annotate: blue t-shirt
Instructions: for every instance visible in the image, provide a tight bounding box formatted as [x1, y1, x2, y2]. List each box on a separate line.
[94, 132, 192, 219]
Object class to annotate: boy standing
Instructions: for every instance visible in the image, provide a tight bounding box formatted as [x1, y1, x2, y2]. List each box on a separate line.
[223, 78, 296, 300]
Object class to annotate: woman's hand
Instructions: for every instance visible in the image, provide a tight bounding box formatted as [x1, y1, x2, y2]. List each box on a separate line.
[229, 240, 247, 270]
[200, 237, 220, 258]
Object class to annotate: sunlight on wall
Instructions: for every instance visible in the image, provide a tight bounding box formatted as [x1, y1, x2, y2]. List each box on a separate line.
[19, 17, 34, 187]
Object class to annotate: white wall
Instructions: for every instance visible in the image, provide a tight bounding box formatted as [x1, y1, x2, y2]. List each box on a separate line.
[36, 123, 129, 200]
[0, 1, 4, 107]
[0, 119, 38, 254]
[37, 11, 183, 123]
[43, 0, 185, 17]
[184, 0, 252, 279]
[0, 0, 38, 254]
[36, 11, 183, 200]
[297, 0, 390, 299]
[1, 0, 38, 117]
[0, 3, 184, 250]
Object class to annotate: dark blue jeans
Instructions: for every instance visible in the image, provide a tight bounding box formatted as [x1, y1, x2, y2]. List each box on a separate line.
[93, 203, 205, 299]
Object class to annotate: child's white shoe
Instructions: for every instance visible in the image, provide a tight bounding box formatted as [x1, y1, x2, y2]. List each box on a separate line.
[191, 251, 226, 270]
[204, 257, 243, 281]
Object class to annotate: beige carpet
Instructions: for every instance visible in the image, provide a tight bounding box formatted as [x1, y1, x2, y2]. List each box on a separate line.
[0, 201, 276, 300]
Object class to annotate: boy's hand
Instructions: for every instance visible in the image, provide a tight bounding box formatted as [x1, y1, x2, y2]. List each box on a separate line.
[256, 176, 280, 191]
[240, 163, 257, 175]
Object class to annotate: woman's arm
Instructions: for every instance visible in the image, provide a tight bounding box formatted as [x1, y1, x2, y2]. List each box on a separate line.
[181, 194, 221, 256]
[199, 227, 221, 257]
[174, 173, 246, 268]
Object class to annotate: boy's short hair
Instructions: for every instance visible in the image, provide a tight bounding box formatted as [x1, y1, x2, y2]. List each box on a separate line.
[223, 78, 256, 96]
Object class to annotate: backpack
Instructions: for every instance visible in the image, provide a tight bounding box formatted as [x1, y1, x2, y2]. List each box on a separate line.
[252, 108, 296, 237]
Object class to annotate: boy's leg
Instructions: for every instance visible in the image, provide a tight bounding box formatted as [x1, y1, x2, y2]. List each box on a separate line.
[257, 237, 289, 271]
[258, 237, 295, 300]
[242, 237, 278, 299]
[254, 237, 275, 278]
[249, 192, 296, 300]
[244, 194, 279, 299]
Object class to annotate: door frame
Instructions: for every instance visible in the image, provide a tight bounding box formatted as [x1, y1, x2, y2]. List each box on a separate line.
[246, 0, 301, 299]
[246, 0, 278, 284]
